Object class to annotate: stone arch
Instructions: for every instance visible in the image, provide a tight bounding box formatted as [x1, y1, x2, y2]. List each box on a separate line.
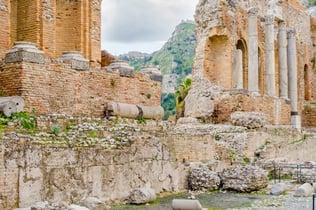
[304, 64, 311, 101]
[204, 35, 232, 89]
[236, 39, 248, 90]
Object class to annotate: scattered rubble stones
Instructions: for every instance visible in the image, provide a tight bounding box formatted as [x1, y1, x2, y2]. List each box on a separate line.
[231, 112, 268, 129]
[220, 165, 268, 192]
[188, 166, 221, 191]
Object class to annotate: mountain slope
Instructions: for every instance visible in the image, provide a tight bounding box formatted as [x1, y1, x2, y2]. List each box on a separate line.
[119, 20, 196, 120]
[119, 20, 196, 84]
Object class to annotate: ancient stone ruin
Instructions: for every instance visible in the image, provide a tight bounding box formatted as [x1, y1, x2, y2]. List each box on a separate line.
[186, 0, 316, 129]
[1, 0, 316, 209]
[0, 0, 163, 119]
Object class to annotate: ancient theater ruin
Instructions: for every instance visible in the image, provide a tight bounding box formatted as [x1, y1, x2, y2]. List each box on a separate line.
[0, 0, 163, 119]
[185, 0, 316, 128]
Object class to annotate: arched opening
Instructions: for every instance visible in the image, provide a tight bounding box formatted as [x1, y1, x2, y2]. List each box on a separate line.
[304, 64, 311, 101]
[204, 35, 232, 89]
[236, 39, 248, 90]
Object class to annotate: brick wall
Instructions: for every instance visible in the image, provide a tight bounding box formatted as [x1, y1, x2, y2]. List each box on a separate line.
[56, 1, 81, 56]
[302, 105, 316, 127]
[213, 93, 291, 125]
[0, 61, 161, 117]
[0, 0, 9, 58]
[1, 1, 101, 61]
[15, 0, 40, 45]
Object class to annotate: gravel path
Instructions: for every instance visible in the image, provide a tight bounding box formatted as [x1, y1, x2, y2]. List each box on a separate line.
[229, 192, 313, 210]
[110, 191, 315, 210]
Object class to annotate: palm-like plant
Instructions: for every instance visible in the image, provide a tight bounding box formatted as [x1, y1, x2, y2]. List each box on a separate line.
[175, 77, 192, 119]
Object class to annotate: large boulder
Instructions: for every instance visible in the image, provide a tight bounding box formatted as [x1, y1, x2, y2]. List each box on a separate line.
[220, 165, 268, 192]
[128, 188, 156, 204]
[231, 111, 268, 129]
[188, 166, 221, 191]
[270, 183, 286, 195]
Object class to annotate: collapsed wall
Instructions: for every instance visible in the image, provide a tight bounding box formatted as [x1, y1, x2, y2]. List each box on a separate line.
[187, 0, 316, 127]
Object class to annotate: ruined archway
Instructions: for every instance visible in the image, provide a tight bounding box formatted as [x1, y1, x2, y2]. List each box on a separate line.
[204, 35, 232, 89]
[234, 39, 248, 90]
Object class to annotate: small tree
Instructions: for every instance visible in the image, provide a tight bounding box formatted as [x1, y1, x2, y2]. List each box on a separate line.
[175, 77, 192, 119]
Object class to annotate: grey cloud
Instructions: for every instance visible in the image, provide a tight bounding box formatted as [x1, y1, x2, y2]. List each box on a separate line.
[102, 0, 198, 43]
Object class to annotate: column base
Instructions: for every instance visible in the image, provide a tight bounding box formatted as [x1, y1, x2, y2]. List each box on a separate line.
[291, 115, 301, 129]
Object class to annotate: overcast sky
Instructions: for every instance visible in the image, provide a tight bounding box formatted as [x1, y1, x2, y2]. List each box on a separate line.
[101, 0, 199, 55]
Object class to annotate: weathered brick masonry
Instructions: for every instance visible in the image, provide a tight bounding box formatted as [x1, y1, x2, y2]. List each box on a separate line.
[0, 61, 161, 117]
[2, 0, 101, 62]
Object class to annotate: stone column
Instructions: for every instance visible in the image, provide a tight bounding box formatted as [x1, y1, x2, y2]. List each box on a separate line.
[248, 7, 259, 93]
[265, 15, 276, 96]
[233, 49, 243, 89]
[287, 28, 301, 128]
[278, 22, 288, 99]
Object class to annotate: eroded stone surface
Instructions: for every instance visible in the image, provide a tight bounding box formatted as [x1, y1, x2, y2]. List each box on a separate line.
[220, 165, 268, 192]
[231, 111, 268, 129]
[188, 166, 220, 191]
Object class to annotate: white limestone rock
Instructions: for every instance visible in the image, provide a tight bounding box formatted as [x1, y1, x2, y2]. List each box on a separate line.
[220, 165, 268, 192]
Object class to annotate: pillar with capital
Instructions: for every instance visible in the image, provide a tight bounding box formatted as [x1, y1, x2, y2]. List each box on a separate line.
[287, 28, 301, 129]
[265, 14, 276, 96]
[248, 7, 259, 93]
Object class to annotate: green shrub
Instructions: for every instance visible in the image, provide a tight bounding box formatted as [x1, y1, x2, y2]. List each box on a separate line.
[50, 124, 61, 135]
[11, 112, 36, 131]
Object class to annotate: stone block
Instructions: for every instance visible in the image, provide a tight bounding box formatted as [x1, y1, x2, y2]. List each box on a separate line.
[106, 60, 135, 78]
[220, 165, 268, 192]
[128, 188, 156, 204]
[188, 166, 220, 191]
[172, 199, 203, 210]
[294, 183, 313, 197]
[58, 51, 89, 71]
[270, 183, 286, 195]
[5, 42, 45, 64]
[140, 66, 162, 82]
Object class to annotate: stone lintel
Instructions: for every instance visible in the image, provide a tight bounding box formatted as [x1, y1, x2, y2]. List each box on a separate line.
[58, 51, 90, 71]
[5, 41, 45, 64]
